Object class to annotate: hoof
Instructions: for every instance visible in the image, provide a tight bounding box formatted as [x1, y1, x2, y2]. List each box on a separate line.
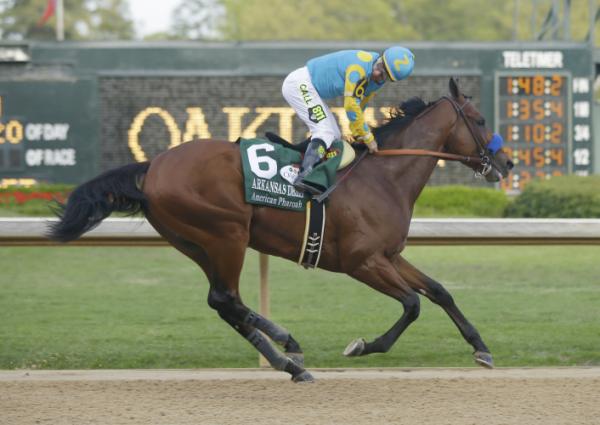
[292, 370, 315, 383]
[474, 351, 494, 369]
[343, 338, 366, 357]
[287, 352, 304, 368]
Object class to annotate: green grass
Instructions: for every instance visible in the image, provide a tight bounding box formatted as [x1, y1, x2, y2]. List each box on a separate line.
[1, 246, 599, 369]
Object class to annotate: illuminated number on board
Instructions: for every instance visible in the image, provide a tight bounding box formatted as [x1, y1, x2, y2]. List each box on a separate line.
[550, 75, 563, 96]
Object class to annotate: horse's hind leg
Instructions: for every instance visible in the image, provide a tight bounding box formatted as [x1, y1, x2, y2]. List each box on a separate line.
[201, 234, 311, 381]
[207, 288, 312, 382]
[149, 213, 311, 381]
[392, 255, 493, 368]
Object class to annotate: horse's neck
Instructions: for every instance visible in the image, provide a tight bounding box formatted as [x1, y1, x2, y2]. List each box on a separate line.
[381, 103, 454, 205]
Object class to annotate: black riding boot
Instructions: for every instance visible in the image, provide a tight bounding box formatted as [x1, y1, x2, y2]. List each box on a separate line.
[294, 138, 327, 194]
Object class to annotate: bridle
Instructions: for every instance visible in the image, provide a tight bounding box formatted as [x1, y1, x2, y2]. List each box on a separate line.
[374, 95, 495, 178]
[441, 95, 494, 178]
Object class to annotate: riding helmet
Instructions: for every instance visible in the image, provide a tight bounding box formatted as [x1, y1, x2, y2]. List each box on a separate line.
[382, 46, 415, 82]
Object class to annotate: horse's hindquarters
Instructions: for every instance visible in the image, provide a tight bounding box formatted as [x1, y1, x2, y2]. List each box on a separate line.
[143, 140, 252, 240]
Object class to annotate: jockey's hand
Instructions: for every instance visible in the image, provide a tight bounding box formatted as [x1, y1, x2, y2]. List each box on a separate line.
[359, 132, 378, 154]
[366, 140, 379, 154]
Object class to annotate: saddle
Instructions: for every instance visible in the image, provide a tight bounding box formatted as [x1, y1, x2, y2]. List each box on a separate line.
[239, 134, 351, 213]
[240, 133, 352, 268]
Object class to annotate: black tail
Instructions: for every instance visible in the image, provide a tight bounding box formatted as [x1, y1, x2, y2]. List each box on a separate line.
[48, 162, 151, 242]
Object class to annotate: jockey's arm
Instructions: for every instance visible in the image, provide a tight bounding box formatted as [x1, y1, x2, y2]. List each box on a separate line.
[344, 95, 374, 145]
[343, 67, 376, 146]
[360, 92, 376, 111]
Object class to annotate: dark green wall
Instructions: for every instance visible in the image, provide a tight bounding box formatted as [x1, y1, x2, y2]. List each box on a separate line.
[0, 41, 594, 188]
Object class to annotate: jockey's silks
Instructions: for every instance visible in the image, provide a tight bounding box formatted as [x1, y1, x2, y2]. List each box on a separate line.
[307, 50, 385, 141]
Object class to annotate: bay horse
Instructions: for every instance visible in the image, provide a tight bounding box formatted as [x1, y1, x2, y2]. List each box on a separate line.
[49, 78, 513, 382]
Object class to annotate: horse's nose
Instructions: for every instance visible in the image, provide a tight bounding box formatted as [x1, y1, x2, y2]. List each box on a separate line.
[506, 160, 514, 171]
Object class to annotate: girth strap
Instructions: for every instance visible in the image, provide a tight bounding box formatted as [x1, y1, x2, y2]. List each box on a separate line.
[298, 199, 326, 269]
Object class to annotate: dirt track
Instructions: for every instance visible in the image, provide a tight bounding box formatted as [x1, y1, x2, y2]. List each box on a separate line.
[2, 368, 599, 425]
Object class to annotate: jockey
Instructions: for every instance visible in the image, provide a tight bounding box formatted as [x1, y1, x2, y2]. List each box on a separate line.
[282, 46, 415, 194]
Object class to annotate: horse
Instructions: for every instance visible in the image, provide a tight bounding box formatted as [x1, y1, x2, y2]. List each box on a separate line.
[49, 77, 513, 382]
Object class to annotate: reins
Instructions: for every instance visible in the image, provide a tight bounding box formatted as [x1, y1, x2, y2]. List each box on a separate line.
[374, 148, 483, 164]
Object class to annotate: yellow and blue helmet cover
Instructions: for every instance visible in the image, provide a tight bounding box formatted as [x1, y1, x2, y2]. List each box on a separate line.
[382, 46, 415, 82]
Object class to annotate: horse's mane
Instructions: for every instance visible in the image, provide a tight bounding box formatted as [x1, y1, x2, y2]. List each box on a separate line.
[372, 97, 431, 143]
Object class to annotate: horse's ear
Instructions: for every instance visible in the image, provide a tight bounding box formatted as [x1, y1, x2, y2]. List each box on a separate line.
[449, 77, 460, 98]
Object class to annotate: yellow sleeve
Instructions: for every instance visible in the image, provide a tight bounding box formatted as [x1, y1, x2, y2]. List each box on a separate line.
[343, 64, 374, 143]
[360, 92, 376, 111]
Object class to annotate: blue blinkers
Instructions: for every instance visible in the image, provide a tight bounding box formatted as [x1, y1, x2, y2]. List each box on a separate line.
[486, 133, 504, 155]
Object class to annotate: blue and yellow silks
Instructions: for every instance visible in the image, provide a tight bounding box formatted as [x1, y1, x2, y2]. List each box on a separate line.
[307, 50, 384, 143]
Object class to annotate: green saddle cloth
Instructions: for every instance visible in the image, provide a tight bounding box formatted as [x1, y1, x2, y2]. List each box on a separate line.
[239, 138, 343, 211]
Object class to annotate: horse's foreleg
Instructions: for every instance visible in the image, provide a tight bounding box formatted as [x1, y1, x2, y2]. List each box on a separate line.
[207, 287, 313, 382]
[344, 257, 420, 357]
[392, 255, 493, 368]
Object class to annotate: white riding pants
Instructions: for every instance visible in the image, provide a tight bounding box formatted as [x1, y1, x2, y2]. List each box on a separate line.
[282, 66, 341, 148]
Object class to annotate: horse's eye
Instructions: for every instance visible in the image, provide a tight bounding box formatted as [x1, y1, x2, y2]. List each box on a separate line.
[476, 118, 486, 126]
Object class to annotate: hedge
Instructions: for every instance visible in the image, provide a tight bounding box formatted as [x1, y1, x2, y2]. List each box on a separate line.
[504, 175, 600, 218]
[414, 185, 510, 217]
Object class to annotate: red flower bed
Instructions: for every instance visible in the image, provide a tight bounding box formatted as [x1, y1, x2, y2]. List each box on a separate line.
[0, 191, 68, 205]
